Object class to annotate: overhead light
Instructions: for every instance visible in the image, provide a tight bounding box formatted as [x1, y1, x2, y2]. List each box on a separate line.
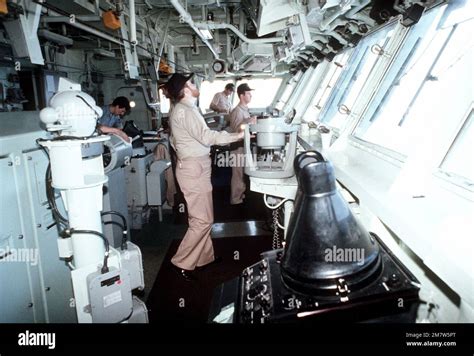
[199, 28, 213, 40]
[129, 101, 136, 108]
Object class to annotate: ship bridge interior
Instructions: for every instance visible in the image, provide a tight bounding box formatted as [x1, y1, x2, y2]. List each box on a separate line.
[0, 0, 473, 347]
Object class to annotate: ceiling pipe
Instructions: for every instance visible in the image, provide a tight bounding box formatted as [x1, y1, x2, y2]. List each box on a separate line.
[169, 0, 219, 59]
[158, 15, 172, 58]
[195, 22, 284, 44]
[41, 15, 101, 22]
[46, 9, 122, 45]
[129, 0, 137, 45]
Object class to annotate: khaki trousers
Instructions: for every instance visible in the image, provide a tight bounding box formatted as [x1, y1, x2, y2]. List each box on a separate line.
[230, 146, 246, 205]
[171, 155, 214, 270]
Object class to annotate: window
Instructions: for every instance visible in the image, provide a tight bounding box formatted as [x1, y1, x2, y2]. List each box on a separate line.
[440, 109, 474, 184]
[233, 78, 283, 110]
[159, 90, 170, 114]
[334, 35, 392, 128]
[353, 5, 473, 156]
[303, 50, 351, 122]
[198, 80, 234, 113]
[319, 22, 396, 129]
[275, 71, 302, 110]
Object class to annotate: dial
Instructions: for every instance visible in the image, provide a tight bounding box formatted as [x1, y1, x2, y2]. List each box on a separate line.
[212, 60, 225, 73]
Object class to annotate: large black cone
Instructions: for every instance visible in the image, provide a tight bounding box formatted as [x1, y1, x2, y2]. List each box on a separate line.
[281, 151, 381, 295]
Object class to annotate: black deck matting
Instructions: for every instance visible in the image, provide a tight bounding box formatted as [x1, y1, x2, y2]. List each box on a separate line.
[146, 235, 272, 323]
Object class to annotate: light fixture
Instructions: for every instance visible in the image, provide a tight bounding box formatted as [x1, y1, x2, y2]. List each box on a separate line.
[129, 100, 136, 108]
[198, 28, 213, 40]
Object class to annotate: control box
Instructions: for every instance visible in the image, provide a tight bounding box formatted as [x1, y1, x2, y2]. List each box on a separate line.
[87, 267, 133, 323]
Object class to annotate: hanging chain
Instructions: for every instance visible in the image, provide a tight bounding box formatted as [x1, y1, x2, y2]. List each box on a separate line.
[272, 208, 282, 250]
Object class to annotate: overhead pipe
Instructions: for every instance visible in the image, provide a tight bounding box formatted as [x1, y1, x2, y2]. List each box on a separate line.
[168, 44, 176, 71]
[43, 6, 167, 51]
[143, 0, 153, 10]
[41, 15, 101, 22]
[195, 22, 284, 45]
[46, 9, 122, 45]
[226, 8, 232, 60]
[129, 0, 137, 45]
[169, 0, 219, 59]
[158, 15, 172, 58]
[239, 8, 245, 33]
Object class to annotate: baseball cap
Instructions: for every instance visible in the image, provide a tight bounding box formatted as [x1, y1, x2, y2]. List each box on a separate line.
[237, 83, 253, 96]
[162, 72, 194, 100]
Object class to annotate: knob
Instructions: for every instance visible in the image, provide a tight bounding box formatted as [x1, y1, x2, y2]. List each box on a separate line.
[259, 293, 271, 309]
[387, 273, 401, 288]
[248, 285, 261, 300]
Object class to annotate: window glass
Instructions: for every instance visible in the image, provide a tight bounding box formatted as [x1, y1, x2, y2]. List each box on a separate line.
[159, 90, 170, 114]
[233, 78, 283, 110]
[440, 109, 474, 183]
[198, 80, 234, 113]
[303, 51, 351, 122]
[318, 22, 396, 129]
[353, 15, 473, 155]
[330, 30, 393, 129]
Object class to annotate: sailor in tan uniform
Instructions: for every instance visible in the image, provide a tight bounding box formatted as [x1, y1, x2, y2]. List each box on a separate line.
[163, 73, 243, 281]
[209, 83, 234, 114]
[228, 83, 257, 205]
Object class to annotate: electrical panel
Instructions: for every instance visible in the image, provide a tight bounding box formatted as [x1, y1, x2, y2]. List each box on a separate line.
[0, 112, 75, 322]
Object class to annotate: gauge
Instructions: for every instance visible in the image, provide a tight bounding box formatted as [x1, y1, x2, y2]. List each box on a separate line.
[212, 60, 225, 74]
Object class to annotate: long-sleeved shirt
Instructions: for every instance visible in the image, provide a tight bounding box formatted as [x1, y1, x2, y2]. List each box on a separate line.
[209, 92, 232, 113]
[170, 97, 241, 160]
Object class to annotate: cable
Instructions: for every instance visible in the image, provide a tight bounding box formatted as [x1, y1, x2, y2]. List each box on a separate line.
[101, 210, 128, 230]
[272, 209, 282, 250]
[263, 194, 289, 209]
[276, 206, 286, 230]
[103, 221, 128, 250]
[102, 210, 128, 250]
[75, 94, 102, 119]
[104, 220, 124, 229]
[68, 229, 110, 274]
[45, 163, 69, 227]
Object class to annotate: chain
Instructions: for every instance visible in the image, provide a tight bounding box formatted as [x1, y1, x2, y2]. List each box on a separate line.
[272, 208, 282, 250]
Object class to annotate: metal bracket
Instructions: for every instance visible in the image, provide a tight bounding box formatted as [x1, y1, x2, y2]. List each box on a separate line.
[3, 0, 44, 65]
[120, 13, 140, 80]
